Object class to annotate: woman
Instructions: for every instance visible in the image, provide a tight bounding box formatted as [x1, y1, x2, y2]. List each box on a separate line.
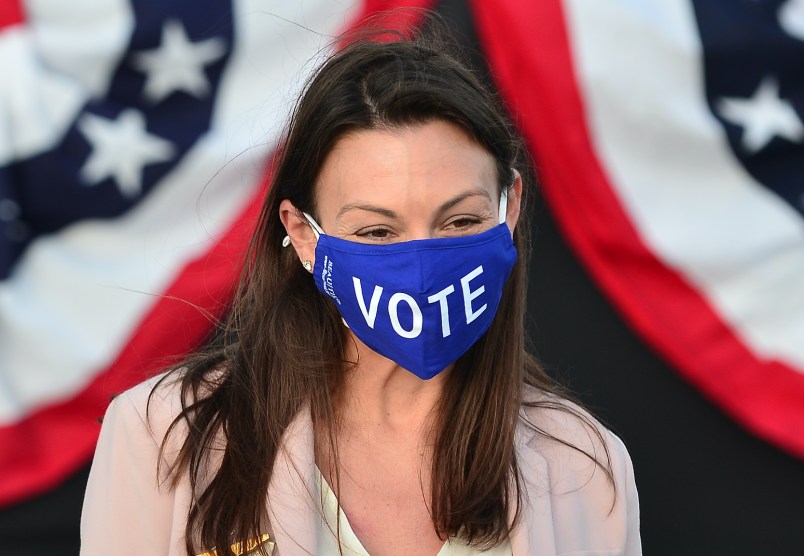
[81, 32, 640, 556]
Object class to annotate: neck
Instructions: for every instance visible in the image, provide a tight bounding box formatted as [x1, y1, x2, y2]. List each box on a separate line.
[335, 331, 448, 436]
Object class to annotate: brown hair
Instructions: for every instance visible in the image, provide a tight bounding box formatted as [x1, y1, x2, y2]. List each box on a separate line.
[153, 25, 611, 556]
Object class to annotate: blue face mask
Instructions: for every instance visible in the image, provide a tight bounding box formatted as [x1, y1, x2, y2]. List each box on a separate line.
[304, 190, 517, 380]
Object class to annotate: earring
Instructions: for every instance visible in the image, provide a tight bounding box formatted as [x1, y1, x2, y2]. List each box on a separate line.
[281, 236, 291, 247]
[302, 260, 312, 272]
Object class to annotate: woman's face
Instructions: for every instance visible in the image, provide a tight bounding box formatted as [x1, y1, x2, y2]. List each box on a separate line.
[281, 119, 521, 262]
[313, 119, 521, 242]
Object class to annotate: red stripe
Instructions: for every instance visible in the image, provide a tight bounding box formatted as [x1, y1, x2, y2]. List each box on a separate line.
[348, 0, 437, 26]
[471, 0, 804, 458]
[0, 0, 440, 508]
[0, 179, 266, 506]
[342, 0, 437, 44]
[0, 1, 24, 29]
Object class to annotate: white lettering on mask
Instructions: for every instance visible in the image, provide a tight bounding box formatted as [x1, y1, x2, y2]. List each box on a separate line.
[460, 265, 487, 324]
[427, 284, 455, 337]
[353, 277, 382, 328]
[388, 293, 423, 338]
[322, 256, 341, 304]
[351, 266, 487, 339]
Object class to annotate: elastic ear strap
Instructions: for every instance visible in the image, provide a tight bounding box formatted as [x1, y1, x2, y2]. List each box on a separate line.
[498, 187, 509, 225]
[302, 212, 324, 239]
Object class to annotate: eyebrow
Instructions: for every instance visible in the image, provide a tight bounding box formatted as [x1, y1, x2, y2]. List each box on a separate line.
[337, 203, 397, 219]
[436, 190, 492, 216]
[336, 190, 493, 220]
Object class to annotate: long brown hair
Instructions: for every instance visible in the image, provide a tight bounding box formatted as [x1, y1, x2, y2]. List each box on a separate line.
[153, 26, 612, 556]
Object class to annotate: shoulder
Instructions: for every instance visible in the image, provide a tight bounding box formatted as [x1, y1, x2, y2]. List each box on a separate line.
[518, 384, 627, 460]
[515, 386, 641, 554]
[102, 369, 224, 464]
[81, 372, 199, 554]
[107, 372, 186, 444]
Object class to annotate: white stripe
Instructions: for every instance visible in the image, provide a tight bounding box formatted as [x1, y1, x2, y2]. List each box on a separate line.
[0, 26, 87, 163]
[563, 0, 804, 369]
[24, 0, 135, 97]
[0, 0, 135, 163]
[0, 0, 360, 424]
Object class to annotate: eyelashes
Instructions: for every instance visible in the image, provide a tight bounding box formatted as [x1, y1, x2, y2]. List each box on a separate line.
[356, 226, 392, 240]
[447, 216, 483, 230]
[353, 215, 489, 242]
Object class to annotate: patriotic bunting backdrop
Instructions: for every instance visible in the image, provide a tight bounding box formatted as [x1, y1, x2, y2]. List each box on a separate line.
[471, 0, 804, 458]
[1, 0, 803, 534]
[0, 0, 371, 507]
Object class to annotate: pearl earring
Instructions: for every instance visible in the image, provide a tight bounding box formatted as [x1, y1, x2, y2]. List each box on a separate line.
[302, 260, 312, 272]
[281, 236, 291, 247]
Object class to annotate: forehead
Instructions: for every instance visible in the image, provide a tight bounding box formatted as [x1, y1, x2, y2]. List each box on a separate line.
[313, 120, 498, 213]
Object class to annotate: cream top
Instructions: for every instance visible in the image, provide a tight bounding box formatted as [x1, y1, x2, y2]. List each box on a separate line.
[315, 468, 513, 556]
[81, 375, 642, 555]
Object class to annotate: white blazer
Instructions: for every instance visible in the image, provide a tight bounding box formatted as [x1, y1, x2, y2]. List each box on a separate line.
[80, 376, 641, 555]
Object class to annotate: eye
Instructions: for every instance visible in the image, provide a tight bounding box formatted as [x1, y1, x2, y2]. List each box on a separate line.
[449, 217, 479, 229]
[444, 216, 483, 233]
[355, 226, 394, 241]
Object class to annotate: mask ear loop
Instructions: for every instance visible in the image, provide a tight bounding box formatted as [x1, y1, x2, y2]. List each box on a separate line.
[498, 187, 509, 225]
[282, 212, 324, 247]
[302, 211, 351, 329]
[302, 212, 324, 239]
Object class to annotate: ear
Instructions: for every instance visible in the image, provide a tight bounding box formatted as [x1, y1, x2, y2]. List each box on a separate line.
[504, 168, 523, 234]
[279, 199, 317, 272]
